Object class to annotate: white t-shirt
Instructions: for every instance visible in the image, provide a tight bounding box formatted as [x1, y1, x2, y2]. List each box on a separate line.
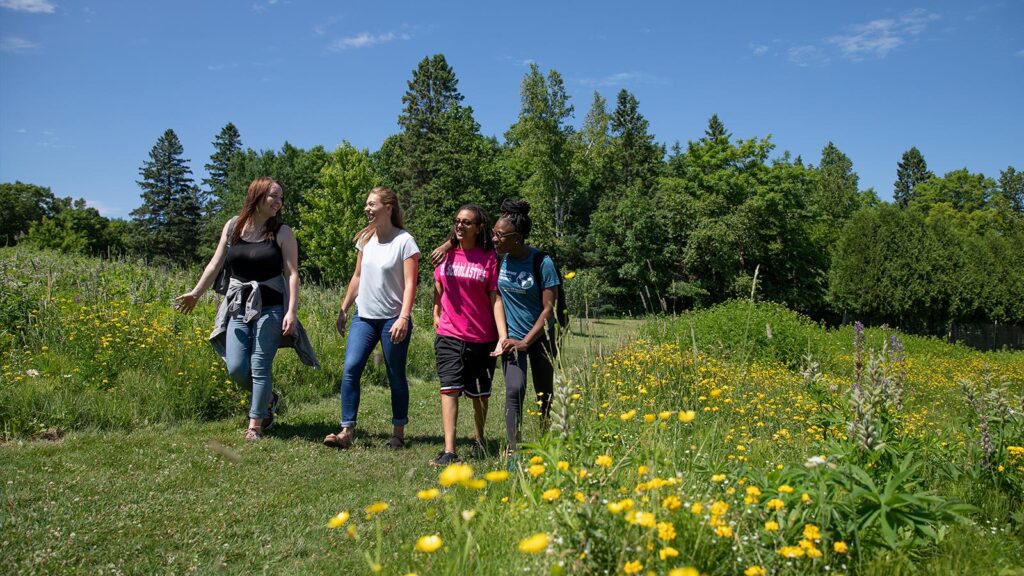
[355, 229, 420, 319]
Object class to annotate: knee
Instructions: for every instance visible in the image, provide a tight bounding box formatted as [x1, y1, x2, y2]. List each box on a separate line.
[225, 361, 249, 386]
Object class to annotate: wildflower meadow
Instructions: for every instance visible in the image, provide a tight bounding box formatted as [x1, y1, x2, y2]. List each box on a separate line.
[2, 245, 1023, 575]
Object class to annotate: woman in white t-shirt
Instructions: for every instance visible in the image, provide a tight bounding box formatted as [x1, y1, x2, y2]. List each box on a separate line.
[324, 187, 420, 450]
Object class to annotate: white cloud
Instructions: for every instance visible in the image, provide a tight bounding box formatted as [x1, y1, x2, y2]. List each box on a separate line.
[83, 199, 126, 219]
[827, 9, 939, 60]
[0, 36, 38, 53]
[313, 15, 340, 36]
[576, 71, 669, 88]
[327, 31, 410, 51]
[788, 45, 829, 67]
[750, 43, 768, 56]
[0, 0, 55, 13]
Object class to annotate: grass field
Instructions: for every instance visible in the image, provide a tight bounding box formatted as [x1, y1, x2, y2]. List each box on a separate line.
[2, 246, 1023, 575]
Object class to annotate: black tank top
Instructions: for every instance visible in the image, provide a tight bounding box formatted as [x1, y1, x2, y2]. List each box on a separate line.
[227, 238, 284, 307]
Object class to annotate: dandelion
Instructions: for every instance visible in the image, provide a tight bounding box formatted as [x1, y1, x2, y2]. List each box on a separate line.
[530, 455, 544, 465]
[620, 410, 637, 421]
[484, 470, 509, 482]
[659, 546, 679, 560]
[657, 521, 676, 540]
[710, 500, 729, 516]
[744, 566, 766, 576]
[629, 511, 656, 527]
[715, 525, 733, 537]
[679, 410, 696, 423]
[415, 535, 443, 553]
[690, 502, 703, 515]
[365, 501, 389, 516]
[607, 498, 635, 514]
[834, 541, 848, 554]
[766, 498, 785, 511]
[637, 465, 649, 475]
[417, 488, 440, 500]
[662, 495, 682, 510]
[802, 524, 821, 541]
[438, 463, 474, 486]
[659, 410, 673, 420]
[778, 545, 805, 558]
[764, 520, 780, 532]
[644, 414, 657, 422]
[801, 492, 812, 504]
[778, 484, 794, 494]
[575, 492, 586, 502]
[669, 569, 699, 576]
[595, 455, 613, 468]
[542, 488, 562, 501]
[556, 460, 570, 471]
[564, 271, 577, 279]
[326, 511, 350, 528]
[518, 533, 549, 554]
[462, 479, 486, 490]
[711, 474, 727, 483]
[623, 560, 643, 574]
[528, 464, 546, 478]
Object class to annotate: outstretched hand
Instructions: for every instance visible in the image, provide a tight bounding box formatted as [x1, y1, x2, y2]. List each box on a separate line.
[429, 246, 447, 267]
[173, 292, 199, 314]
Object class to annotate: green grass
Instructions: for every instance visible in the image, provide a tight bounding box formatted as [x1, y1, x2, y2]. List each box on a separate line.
[3, 246, 1024, 575]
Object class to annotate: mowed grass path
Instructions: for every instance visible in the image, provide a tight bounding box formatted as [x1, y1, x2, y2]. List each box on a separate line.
[1, 319, 641, 575]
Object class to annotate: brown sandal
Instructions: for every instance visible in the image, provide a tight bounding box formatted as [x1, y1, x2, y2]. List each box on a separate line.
[323, 430, 353, 449]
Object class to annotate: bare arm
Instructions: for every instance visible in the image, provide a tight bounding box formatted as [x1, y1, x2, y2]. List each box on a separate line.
[428, 238, 456, 267]
[174, 220, 231, 314]
[277, 225, 300, 335]
[336, 251, 363, 336]
[388, 254, 420, 343]
[433, 280, 443, 332]
[490, 292, 509, 357]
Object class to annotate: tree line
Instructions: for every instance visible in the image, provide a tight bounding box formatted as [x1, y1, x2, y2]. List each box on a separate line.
[3, 54, 1022, 334]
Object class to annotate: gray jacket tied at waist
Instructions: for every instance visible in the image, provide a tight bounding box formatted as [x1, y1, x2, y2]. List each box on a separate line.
[208, 275, 320, 369]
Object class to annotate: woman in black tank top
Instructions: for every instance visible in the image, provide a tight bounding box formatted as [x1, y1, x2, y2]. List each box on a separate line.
[174, 177, 302, 441]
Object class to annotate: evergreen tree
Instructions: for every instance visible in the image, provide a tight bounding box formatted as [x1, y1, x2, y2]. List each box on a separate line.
[203, 122, 242, 213]
[392, 54, 497, 251]
[814, 142, 860, 221]
[704, 113, 731, 143]
[131, 129, 204, 265]
[893, 146, 933, 207]
[609, 89, 663, 190]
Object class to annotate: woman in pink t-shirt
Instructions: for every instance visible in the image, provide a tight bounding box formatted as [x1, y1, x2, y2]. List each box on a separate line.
[429, 204, 507, 466]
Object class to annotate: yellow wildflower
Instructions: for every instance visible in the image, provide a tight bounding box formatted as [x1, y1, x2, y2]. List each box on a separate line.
[657, 521, 676, 541]
[542, 488, 562, 501]
[623, 560, 643, 574]
[669, 569, 700, 576]
[659, 546, 679, 560]
[690, 502, 703, 515]
[417, 488, 440, 500]
[744, 566, 766, 576]
[711, 474, 727, 483]
[766, 498, 785, 511]
[803, 524, 821, 541]
[484, 470, 509, 482]
[620, 410, 636, 421]
[834, 541, 848, 554]
[764, 520, 780, 532]
[679, 410, 696, 423]
[438, 463, 474, 486]
[414, 535, 443, 553]
[715, 525, 733, 537]
[326, 511, 350, 528]
[595, 455, 613, 468]
[365, 501, 389, 515]
[662, 495, 682, 510]
[556, 460, 570, 471]
[778, 484, 794, 494]
[778, 545, 805, 558]
[518, 533, 549, 554]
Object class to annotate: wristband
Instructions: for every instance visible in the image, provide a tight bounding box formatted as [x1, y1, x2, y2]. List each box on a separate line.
[400, 315, 412, 322]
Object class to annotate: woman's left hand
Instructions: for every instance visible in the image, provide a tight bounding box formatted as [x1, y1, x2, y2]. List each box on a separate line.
[389, 316, 410, 343]
[282, 311, 297, 336]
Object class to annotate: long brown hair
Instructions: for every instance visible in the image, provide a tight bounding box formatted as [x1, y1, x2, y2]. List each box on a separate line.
[353, 186, 404, 244]
[232, 177, 283, 243]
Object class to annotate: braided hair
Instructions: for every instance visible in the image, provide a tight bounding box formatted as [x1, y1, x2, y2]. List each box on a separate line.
[444, 203, 494, 251]
[499, 199, 532, 240]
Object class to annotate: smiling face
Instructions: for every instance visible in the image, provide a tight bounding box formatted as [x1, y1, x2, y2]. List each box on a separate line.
[364, 193, 391, 226]
[453, 209, 481, 247]
[491, 218, 519, 255]
[262, 184, 283, 217]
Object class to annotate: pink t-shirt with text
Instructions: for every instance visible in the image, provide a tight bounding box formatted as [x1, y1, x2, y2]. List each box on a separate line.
[434, 246, 499, 343]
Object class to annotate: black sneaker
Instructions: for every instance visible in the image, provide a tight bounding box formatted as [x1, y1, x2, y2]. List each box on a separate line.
[469, 440, 487, 459]
[429, 451, 462, 466]
[262, 391, 280, 431]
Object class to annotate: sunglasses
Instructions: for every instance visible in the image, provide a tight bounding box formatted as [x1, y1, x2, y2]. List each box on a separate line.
[492, 229, 519, 240]
[454, 218, 478, 227]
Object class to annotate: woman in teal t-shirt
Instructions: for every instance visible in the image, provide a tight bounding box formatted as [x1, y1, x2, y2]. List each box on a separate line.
[491, 199, 560, 455]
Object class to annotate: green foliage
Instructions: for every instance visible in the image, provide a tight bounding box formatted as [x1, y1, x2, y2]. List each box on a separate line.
[894, 146, 934, 208]
[297, 142, 376, 284]
[131, 128, 205, 265]
[912, 168, 997, 213]
[203, 122, 243, 213]
[0, 181, 62, 245]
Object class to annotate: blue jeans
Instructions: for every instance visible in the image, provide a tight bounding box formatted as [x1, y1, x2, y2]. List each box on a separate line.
[225, 305, 283, 420]
[340, 315, 411, 428]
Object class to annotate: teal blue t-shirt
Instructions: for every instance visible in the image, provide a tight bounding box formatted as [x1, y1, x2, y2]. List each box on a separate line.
[497, 248, 560, 340]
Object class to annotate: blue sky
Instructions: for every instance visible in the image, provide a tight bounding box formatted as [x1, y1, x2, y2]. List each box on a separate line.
[1, 0, 1021, 218]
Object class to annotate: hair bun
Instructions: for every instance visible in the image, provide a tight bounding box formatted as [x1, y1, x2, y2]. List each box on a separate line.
[500, 199, 531, 216]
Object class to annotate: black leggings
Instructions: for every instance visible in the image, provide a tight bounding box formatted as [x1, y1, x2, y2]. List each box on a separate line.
[502, 338, 554, 450]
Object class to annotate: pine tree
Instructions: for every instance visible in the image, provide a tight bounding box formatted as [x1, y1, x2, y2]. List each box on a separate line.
[610, 89, 663, 190]
[893, 146, 933, 207]
[815, 142, 860, 221]
[203, 122, 242, 213]
[132, 129, 204, 264]
[704, 113, 731, 143]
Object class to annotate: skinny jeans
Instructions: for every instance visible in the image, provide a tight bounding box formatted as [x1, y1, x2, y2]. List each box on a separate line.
[225, 305, 283, 420]
[339, 315, 412, 428]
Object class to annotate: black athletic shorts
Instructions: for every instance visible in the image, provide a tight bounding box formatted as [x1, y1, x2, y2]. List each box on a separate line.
[435, 335, 498, 398]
